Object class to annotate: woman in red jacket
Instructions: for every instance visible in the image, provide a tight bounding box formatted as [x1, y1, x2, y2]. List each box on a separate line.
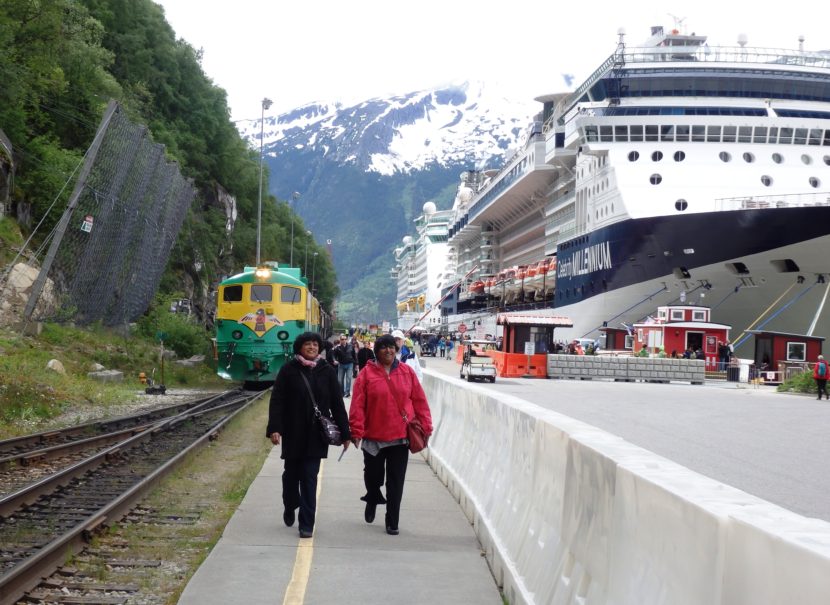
[349, 333, 433, 535]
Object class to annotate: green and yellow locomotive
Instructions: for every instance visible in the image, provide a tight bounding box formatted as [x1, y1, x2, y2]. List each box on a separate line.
[213, 262, 330, 387]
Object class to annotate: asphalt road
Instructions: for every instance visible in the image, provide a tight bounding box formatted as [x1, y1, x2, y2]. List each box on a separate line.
[424, 355, 830, 522]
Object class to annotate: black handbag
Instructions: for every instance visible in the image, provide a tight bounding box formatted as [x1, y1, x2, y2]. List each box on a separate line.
[299, 372, 343, 446]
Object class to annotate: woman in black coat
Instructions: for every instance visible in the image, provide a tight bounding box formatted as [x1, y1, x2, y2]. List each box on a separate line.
[266, 332, 352, 538]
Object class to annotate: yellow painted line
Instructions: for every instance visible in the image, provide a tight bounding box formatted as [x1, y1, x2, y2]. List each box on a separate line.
[282, 460, 325, 605]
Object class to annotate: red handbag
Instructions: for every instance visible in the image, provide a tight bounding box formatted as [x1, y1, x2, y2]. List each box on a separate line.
[405, 416, 428, 453]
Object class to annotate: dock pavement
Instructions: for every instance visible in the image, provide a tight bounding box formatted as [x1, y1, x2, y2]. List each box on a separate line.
[177, 418, 502, 604]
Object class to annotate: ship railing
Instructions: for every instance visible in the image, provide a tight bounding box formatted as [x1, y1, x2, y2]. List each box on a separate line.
[716, 192, 830, 211]
[556, 45, 830, 127]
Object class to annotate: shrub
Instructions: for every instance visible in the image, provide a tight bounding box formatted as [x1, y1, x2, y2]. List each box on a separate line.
[777, 370, 816, 393]
[135, 294, 209, 358]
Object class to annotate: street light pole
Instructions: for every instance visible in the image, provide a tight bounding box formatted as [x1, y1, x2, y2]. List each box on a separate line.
[304, 230, 312, 277]
[290, 191, 300, 267]
[312, 252, 318, 294]
[256, 97, 272, 266]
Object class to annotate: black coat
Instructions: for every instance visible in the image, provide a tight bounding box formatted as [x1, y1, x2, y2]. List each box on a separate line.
[356, 347, 375, 370]
[266, 358, 351, 459]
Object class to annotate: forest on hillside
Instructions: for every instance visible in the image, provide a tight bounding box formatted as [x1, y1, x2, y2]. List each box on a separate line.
[0, 0, 338, 318]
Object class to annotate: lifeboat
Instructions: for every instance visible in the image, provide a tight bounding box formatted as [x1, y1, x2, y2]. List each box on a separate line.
[469, 280, 486, 295]
[504, 266, 521, 294]
[544, 258, 557, 293]
[526, 260, 545, 292]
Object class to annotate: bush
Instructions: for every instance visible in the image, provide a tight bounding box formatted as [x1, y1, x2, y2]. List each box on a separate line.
[135, 294, 209, 358]
[777, 370, 816, 393]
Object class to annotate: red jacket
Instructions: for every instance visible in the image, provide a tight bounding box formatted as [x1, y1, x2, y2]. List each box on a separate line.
[349, 359, 432, 442]
[814, 360, 828, 379]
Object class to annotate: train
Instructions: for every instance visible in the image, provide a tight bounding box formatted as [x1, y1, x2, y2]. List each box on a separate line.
[212, 262, 332, 388]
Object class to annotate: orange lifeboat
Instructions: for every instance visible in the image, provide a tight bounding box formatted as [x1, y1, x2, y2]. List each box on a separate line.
[548, 258, 557, 274]
[469, 280, 486, 295]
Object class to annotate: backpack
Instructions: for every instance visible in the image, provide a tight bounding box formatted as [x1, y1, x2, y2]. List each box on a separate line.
[818, 361, 827, 378]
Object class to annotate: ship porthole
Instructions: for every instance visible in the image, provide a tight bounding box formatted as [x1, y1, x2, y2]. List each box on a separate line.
[802, 154, 813, 165]
[651, 151, 663, 162]
[675, 199, 688, 211]
[809, 177, 821, 188]
[628, 151, 639, 162]
[673, 151, 685, 162]
[761, 175, 773, 187]
[743, 152, 755, 163]
[650, 174, 663, 185]
[719, 151, 731, 163]
[772, 153, 783, 164]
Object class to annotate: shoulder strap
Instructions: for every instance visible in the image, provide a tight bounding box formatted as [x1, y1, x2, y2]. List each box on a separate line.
[382, 370, 410, 424]
[299, 371, 323, 419]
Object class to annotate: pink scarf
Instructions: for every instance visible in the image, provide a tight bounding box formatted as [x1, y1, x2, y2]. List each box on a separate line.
[294, 354, 320, 368]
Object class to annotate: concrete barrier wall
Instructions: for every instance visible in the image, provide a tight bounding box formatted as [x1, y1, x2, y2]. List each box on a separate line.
[547, 354, 706, 384]
[422, 370, 830, 605]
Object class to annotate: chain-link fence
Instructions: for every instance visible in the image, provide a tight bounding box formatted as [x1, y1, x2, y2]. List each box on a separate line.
[23, 101, 195, 326]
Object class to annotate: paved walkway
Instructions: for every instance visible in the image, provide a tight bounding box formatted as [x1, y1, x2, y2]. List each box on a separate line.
[178, 437, 501, 604]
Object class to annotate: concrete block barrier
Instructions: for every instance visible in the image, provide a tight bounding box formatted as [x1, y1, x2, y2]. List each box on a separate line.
[546, 354, 705, 383]
[422, 370, 830, 605]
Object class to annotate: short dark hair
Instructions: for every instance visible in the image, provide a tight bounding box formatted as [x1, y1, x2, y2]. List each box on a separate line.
[293, 332, 324, 355]
[373, 334, 399, 357]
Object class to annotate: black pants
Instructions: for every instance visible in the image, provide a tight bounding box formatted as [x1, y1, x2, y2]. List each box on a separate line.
[817, 379, 828, 399]
[283, 457, 321, 532]
[363, 444, 409, 529]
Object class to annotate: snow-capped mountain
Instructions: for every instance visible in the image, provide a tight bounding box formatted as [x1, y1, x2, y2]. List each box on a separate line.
[237, 81, 541, 322]
[238, 81, 539, 176]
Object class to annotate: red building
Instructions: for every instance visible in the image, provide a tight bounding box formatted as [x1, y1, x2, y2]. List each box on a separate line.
[632, 305, 730, 370]
[746, 330, 825, 382]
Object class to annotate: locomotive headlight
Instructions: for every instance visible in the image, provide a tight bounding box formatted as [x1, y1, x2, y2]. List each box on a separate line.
[277, 330, 289, 340]
[255, 267, 271, 280]
[232, 330, 243, 340]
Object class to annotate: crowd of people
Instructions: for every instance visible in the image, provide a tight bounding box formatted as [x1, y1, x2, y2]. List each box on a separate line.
[266, 329, 433, 539]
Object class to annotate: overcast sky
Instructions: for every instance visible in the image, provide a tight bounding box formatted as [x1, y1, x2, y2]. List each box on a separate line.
[155, 1, 828, 122]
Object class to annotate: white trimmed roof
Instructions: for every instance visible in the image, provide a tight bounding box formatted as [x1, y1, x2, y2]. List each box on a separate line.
[497, 314, 573, 327]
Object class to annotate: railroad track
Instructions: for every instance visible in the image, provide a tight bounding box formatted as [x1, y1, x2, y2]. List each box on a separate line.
[0, 388, 264, 605]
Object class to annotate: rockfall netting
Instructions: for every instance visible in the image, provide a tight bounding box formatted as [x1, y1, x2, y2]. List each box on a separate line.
[24, 101, 195, 326]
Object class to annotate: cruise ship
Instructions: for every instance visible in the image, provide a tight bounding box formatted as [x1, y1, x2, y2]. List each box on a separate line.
[427, 25, 830, 354]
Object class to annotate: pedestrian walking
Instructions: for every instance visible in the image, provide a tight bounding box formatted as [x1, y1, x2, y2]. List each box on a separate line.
[266, 332, 352, 538]
[356, 339, 375, 371]
[333, 333, 356, 397]
[814, 355, 829, 400]
[392, 329, 423, 381]
[349, 334, 433, 535]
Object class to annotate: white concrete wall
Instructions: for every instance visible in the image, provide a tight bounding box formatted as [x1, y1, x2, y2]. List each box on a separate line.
[422, 371, 830, 605]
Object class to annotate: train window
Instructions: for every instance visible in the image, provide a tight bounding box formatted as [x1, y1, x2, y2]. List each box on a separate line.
[223, 285, 243, 302]
[250, 284, 272, 302]
[281, 286, 302, 303]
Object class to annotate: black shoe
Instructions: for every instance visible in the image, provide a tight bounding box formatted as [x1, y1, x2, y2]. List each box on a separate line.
[299, 528, 313, 538]
[364, 502, 376, 523]
[283, 509, 295, 527]
[385, 524, 399, 535]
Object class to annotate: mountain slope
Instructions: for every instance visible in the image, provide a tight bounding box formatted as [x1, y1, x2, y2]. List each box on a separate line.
[239, 81, 539, 322]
